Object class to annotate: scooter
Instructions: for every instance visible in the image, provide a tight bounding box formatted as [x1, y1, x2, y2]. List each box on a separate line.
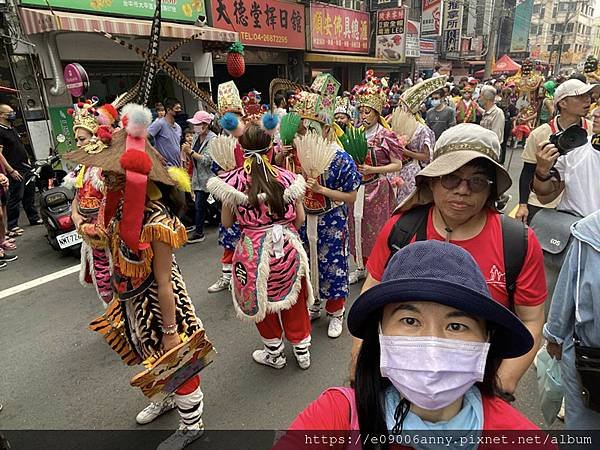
[28, 155, 82, 254]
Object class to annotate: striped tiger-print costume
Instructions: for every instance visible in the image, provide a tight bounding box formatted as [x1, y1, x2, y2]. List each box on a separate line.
[90, 200, 201, 364]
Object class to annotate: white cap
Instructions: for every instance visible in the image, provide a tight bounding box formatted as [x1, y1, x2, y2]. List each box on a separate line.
[554, 79, 600, 107]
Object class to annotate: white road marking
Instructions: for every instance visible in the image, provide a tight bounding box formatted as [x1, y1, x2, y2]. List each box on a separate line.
[0, 264, 81, 300]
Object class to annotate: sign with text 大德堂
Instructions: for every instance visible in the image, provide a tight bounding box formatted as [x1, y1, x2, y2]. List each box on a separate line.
[210, 0, 305, 50]
[309, 3, 370, 54]
[20, 0, 205, 23]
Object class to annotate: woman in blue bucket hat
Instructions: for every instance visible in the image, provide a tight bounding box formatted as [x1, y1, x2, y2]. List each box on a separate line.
[275, 241, 552, 450]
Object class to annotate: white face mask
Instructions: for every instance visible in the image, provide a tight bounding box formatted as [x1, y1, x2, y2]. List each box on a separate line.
[379, 335, 490, 410]
[430, 99, 441, 108]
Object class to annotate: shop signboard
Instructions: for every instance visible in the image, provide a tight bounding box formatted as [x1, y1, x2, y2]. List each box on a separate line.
[48, 106, 75, 155]
[510, 0, 534, 53]
[20, 0, 205, 23]
[375, 7, 406, 62]
[308, 4, 369, 54]
[369, 0, 402, 10]
[421, 0, 442, 36]
[419, 39, 436, 54]
[210, 0, 305, 49]
[405, 20, 420, 58]
[442, 0, 463, 59]
[63, 63, 89, 98]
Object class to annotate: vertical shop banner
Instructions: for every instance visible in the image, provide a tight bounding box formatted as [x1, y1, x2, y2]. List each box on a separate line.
[422, 0, 442, 36]
[443, 0, 463, 59]
[375, 8, 406, 61]
[20, 0, 205, 23]
[405, 20, 421, 58]
[510, 0, 534, 53]
[48, 106, 75, 155]
[210, 0, 305, 49]
[309, 4, 370, 54]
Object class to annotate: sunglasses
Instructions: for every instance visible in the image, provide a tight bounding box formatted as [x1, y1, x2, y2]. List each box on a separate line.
[439, 174, 493, 193]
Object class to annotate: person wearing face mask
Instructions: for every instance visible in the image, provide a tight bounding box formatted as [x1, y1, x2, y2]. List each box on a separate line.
[285, 74, 362, 338]
[347, 71, 404, 285]
[183, 111, 217, 243]
[0, 104, 41, 236]
[354, 124, 547, 400]
[455, 87, 478, 124]
[276, 241, 551, 449]
[148, 97, 184, 168]
[425, 90, 456, 140]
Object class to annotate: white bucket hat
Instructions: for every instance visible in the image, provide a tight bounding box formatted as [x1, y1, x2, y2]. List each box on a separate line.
[397, 123, 512, 211]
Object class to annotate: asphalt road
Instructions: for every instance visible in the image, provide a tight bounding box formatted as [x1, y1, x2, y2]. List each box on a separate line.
[0, 147, 561, 439]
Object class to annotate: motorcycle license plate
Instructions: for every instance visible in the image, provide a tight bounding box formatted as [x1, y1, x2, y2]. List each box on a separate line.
[57, 230, 82, 249]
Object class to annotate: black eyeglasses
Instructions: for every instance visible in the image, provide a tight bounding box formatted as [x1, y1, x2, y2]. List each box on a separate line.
[440, 174, 493, 193]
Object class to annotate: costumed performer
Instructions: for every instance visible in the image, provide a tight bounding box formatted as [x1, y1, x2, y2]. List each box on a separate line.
[207, 81, 246, 294]
[455, 85, 478, 124]
[348, 70, 403, 285]
[334, 95, 355, 134]
[207, 118, 314, 370]
[65, 104, 208, 450]
[63, 99, 116, 306]
[289, 74, 361, 339]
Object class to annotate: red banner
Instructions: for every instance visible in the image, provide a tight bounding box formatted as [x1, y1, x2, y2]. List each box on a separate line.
[309, 4, 369, 54]
[209, 0, 305, 50]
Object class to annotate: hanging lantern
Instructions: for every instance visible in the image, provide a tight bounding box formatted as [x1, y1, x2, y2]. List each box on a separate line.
[226, 41, 246, 78]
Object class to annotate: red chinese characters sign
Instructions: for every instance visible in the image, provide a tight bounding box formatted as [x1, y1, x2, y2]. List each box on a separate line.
[309, 4, 369, 54]
[210, 0, 305, 50]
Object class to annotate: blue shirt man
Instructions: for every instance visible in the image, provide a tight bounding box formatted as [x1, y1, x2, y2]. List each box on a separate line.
[148, 98, 183, 167]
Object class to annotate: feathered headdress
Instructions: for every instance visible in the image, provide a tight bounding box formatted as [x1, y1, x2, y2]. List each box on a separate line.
[64, 103, 191, 251]
[289, 74, 340, 125]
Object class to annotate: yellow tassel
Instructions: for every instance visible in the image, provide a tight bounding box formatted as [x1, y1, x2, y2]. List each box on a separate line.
[75, 166, 86, 189]
[147, 181, 162, 201]
[243, 155, 278, 177]
[167, 167, 191, 193]
[141, 222, 187, 249]
[379, 116, 392, 130]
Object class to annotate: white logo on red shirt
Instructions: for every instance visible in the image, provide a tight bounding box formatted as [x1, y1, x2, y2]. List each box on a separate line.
[487, 264, 506, 288]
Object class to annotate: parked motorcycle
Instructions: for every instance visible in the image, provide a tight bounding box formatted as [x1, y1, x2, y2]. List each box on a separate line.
[27, 155, 82, 254]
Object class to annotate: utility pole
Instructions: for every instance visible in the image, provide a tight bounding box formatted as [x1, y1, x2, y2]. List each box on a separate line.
[484, 0, 505, 79]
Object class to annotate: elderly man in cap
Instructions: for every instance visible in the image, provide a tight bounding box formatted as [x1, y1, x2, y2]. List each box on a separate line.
[183, 110, 217, 243]
[478, 86, 506, 162]
[352, 123, 547, 400]
[516, 79, 598, 224]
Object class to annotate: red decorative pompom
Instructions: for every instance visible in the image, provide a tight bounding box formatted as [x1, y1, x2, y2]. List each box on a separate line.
[120, 149, 152, 175]
[96, 125, 113, 144]
[121, 115, 129, 128]
[67, 108, 74, 116]
[101, 104, 118, 121]
[77, 102, 84, 108]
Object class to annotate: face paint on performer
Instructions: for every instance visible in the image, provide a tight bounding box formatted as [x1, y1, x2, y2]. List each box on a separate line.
[359, 106, 378, 130]
[334, 113, 350, 131]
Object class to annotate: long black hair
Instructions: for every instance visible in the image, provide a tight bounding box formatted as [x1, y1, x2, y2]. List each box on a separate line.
[353, 310, 502, 450]
[238, 123, 286, 218]
[155, 181, 186, 217]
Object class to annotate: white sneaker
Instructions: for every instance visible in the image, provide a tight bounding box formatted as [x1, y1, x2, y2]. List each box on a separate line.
[136, 396, 176, 425]
[327, 315, 344, 339]
[157, 420, 205, 450]
[348, 268, 367, 285]
[557, 398, 565, 421]
[252, 349, 287, 369]
[294, 350, 311, 370]
[207, 276, 231, 293]
[308, 306, 322, 321]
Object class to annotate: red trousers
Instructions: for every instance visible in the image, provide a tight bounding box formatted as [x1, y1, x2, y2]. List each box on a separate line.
[176, 374, 200, 395]
[255, 280, 311, 344]
[325, 298, 345, 315]
[221, 249, 234, 264]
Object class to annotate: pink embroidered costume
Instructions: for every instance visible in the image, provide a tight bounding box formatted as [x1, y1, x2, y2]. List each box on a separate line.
[208, 118, 314, 370]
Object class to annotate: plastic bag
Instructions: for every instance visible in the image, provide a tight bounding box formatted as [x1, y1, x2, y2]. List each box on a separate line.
[535, 345, 565, 425]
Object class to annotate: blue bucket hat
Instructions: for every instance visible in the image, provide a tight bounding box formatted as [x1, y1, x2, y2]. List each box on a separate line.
[348, 241, 533, 359]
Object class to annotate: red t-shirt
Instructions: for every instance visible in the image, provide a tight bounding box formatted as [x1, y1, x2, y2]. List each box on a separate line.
[274, 389, 555, 450]
[366, 207, 547, 309]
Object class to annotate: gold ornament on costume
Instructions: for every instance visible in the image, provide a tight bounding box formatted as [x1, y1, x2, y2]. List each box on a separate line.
[352, 70, 387, 114]
[70, 99, 100, 135]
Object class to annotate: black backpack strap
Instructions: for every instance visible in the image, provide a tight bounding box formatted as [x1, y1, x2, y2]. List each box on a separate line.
[387, 205, 430, 256]
[501, 215, 529, 312]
